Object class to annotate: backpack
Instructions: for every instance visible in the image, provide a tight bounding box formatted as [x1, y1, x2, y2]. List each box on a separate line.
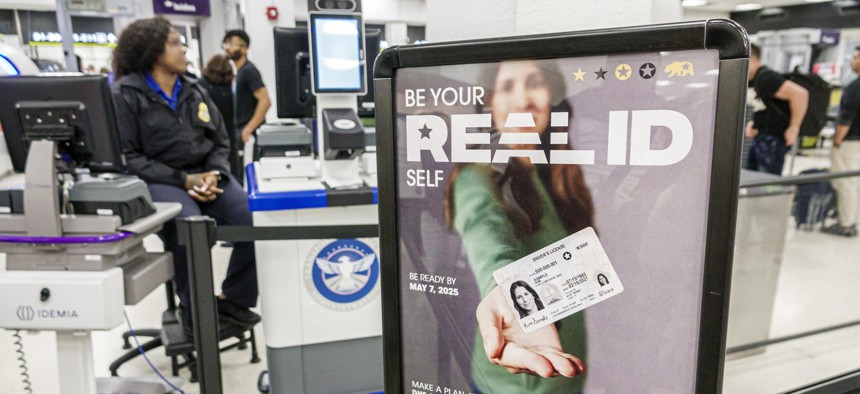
[784, 69, 831, 138]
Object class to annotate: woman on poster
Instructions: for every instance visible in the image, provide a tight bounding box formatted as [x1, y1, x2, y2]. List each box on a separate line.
[444, 59, 594, 393]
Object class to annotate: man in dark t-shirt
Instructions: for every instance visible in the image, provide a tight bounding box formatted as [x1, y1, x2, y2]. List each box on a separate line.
[745, 44, 809, 175]
[823, 46, 860, 237]
[223, 30, 271, 183]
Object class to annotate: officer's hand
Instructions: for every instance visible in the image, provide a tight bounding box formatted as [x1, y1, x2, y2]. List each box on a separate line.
[185, 172, 222, 202]
[186, 171, 221, 191]
[185, 173, 206, 191]
[188, 188, 216, 203]
[201, 171, 224, 195]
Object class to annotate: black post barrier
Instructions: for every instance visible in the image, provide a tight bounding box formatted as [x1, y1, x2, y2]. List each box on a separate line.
[179, 220, 379, 392]
[177, 216, 222, 394]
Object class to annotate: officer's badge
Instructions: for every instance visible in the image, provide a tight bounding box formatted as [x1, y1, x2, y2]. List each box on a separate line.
[197, 102, 211, 123]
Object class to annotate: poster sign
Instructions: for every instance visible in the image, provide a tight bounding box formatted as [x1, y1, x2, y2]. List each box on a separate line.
[375, 20, 749, 393]
[153, 0, 211, 16]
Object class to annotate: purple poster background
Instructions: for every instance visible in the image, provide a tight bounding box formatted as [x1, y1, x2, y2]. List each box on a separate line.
[153, 0, 210, 16]
[394, 49, 721, 393]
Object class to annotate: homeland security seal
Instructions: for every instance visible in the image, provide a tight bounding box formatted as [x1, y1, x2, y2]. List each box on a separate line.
[304, 238, 380, 311]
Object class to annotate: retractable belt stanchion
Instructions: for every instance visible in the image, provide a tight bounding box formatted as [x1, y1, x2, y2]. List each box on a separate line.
[216, 224, 380, 242]
[177, 216, 223, 394]
[180, 217, 380, 392]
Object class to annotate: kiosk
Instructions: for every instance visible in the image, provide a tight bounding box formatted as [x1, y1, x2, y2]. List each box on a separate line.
[0, 76, 181, 394]
[250, 1, 383, 392]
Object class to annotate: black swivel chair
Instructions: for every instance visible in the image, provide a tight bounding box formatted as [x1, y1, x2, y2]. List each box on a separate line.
[109, 280, 261, 382]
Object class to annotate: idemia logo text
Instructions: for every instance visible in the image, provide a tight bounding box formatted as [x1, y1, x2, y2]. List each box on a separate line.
[16, 305, 78, 321]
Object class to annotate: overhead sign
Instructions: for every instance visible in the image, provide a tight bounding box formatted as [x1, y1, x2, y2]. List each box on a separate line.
[18, 11, 116, 46]
[30, 31, 117, 46]
[153, 0, 211, 16]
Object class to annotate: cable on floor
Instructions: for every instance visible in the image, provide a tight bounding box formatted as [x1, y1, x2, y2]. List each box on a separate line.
[123, 310, 186, 394]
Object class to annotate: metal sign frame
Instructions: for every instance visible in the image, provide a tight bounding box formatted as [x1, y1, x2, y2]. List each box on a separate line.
[373, 19, 749, 393]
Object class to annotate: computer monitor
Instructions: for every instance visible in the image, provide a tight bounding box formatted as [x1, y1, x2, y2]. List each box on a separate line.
[275, 26, 381, 119]
[274, 27, 315, 119]
[0, 75, 125, 173]
[357, 28, 381, 117]
[309, 12, 366, 95]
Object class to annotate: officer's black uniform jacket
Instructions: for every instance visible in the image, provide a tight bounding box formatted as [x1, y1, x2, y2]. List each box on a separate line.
[112, 73, 231, 188]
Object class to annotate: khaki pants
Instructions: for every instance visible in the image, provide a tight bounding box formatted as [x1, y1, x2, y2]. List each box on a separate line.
[831, 140, 860, 227]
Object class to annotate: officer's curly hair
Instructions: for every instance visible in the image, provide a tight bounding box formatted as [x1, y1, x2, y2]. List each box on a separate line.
[112, 17, 173, 81]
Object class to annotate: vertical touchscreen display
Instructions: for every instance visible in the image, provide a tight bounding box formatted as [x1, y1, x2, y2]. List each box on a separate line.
[311, 15, 364, 93]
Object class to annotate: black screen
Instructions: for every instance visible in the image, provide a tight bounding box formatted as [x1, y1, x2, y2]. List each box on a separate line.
[274, 27, 314, 119]
[0, 75, 125, 173]
[358, 28, 380, 117]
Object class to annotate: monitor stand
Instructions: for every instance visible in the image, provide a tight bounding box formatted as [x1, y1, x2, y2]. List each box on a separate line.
[316, 94, 364, 189]
[23, 139, 62, 236]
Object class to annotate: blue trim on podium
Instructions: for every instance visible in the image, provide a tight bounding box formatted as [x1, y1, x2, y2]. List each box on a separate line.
[245, 163, 378, 212]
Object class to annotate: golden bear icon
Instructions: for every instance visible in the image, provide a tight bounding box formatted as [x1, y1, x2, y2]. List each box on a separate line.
[664, 61, 694, 77]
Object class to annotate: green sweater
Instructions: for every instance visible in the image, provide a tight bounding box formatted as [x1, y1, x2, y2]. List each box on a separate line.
[453, 165, 587, 394]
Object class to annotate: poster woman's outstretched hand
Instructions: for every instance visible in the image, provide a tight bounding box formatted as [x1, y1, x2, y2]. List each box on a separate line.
[476, 286, 586, 378]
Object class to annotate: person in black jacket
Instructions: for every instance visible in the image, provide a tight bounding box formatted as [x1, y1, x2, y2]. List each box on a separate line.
[199, 54, 241, 182]
[111, 17, 259, 330]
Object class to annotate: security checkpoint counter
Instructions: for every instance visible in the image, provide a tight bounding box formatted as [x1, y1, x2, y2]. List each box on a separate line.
[246, 162, 383, 394]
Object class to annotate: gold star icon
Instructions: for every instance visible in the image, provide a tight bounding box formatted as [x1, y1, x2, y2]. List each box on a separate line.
[615, 63, 632, 80]
[573, 68, 585, 81]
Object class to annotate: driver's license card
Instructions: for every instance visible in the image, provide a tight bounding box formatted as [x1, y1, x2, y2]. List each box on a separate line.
[493, 227, 624, 333]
